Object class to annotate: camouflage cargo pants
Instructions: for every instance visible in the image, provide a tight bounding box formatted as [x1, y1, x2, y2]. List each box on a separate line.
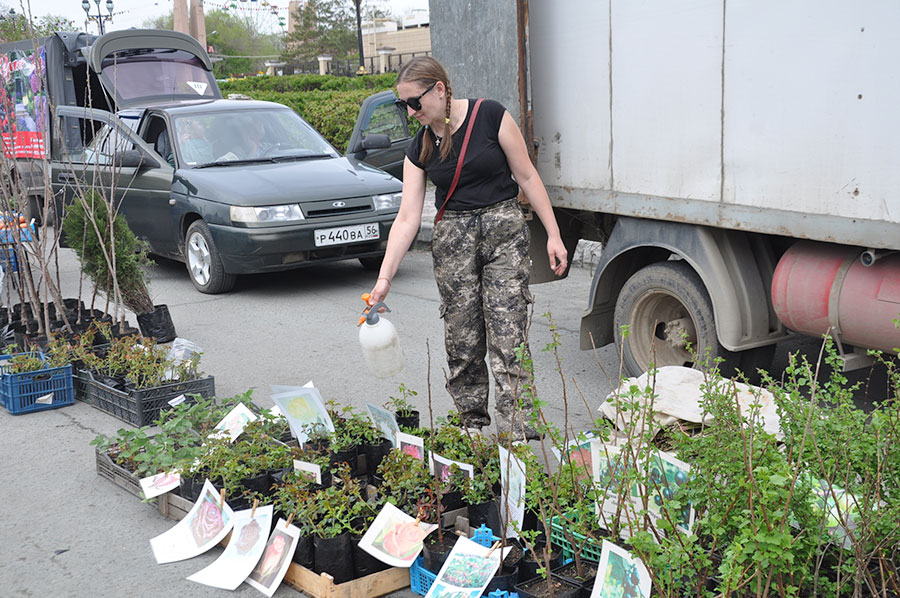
[432, 198, 533, 429]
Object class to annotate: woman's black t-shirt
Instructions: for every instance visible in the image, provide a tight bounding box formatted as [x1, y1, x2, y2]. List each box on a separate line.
[405, 98, 519, 211]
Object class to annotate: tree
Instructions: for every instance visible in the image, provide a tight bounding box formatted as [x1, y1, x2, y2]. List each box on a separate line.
[145, 9, 281, 78]
[282, 0, 357, 63]
[0, 5, 74, 43]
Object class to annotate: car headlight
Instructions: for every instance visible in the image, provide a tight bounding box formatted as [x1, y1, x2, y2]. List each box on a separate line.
[372, 192, 402, 211]
[230, 204, 305, 223]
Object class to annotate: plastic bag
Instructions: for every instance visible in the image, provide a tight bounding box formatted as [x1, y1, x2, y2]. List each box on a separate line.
[164, 337, 203, 381]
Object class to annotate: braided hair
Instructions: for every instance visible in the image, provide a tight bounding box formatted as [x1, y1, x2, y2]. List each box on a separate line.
[397, 57, 455, 164]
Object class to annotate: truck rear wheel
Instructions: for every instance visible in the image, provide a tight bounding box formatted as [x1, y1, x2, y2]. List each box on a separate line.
[614, 260, 731, 376]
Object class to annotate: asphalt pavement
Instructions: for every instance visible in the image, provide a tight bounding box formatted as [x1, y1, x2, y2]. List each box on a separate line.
[3, 189, 892, 597]
[0, 199, 615, 598]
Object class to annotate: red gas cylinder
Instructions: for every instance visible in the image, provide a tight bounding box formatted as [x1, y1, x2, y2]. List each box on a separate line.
[771, 241, 900, 354]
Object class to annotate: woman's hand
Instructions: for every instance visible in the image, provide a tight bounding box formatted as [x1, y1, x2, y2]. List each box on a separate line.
[369, 277, 391, 305]
[498, 111, 569, 278]
[547, 236, 568, 276]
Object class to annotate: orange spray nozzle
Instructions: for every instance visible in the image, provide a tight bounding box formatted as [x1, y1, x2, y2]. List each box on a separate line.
[358, 293, 374, 326]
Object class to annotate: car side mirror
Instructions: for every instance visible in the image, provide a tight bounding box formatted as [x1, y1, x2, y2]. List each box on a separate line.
[117, 149, 159, 169]
[361, 134, 391, 150]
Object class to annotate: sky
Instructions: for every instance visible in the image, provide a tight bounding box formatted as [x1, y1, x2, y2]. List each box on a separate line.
[11, 0, 428, 34]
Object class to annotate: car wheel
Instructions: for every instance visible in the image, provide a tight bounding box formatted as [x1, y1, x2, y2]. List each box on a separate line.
[613, 261, 736, 377]
[358, 255, 384, 271]
[185, 220, 236, 294]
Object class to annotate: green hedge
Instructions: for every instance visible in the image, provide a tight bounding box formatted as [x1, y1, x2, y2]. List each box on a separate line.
[219, 73, 397, 93]
[218, 74, 401, 153]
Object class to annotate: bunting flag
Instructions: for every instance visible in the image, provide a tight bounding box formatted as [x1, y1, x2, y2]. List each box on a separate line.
[205, 0, 289, 13]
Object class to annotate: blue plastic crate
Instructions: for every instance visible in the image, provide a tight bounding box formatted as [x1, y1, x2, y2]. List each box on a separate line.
[0, 354, 74, 415]
[0, 215, 34, 244]
[410, 525, 501, 596]
[409, 555, 436, 596]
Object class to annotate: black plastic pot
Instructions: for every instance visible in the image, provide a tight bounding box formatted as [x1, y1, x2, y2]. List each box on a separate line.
[111, 322, 139, 338]
[313, 532, 354, 584]
[22, 333, 49, 352]
[484, 565, 519, 595]
[395, 410, 419, 430]
[519, 545, 565, 581]
[329, 446, 358, 473]
[269, 467, 291, 488]
[441, 489, 465, 511]
[316, 469, 333, 489]
[515, 574, 581, 598]
[136, 304, 177, 343]
[179, 473, 205, 502]
[467, 500, 503, 538]
[240, 471, 271, 495]
[291, 533, 315, 570]
[522, 508, 548, 544]
[422, 531, 456, 574]
[362, 438, 393, 478]
[503, 538, 525, 571]
[553, 559, 599, 598]
[306, 437, 330, 453]
[351, 534, 390, 578]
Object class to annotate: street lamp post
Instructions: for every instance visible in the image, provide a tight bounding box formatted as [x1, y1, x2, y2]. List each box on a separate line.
[354, 0, 366, 75]
[81, 0, 114, 35]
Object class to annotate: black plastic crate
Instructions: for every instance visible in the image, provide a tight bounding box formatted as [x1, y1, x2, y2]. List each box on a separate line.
[74, 369, 92, 403]
[85, 370, 215, 426]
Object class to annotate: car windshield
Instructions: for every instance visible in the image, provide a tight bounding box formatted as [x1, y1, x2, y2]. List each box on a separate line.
[172, 109, 338, 168]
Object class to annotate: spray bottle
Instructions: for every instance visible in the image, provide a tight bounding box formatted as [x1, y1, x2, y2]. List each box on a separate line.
[357, 293, 405, 378]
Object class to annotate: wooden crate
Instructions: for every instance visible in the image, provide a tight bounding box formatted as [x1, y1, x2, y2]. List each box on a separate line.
[95, 446, 156, 503]
[281, 563, 409, 598]
[156, 491, 411, 598]
[158, 488, 193, 519]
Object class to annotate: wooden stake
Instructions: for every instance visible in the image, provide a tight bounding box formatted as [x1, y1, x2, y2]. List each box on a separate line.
[484, 541, 501, 559]
[285, 513, 294, 528]
[251, 499, 259, 518]
[219, 488, 226, 508]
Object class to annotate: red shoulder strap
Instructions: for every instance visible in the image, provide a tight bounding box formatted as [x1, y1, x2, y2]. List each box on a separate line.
[434, 98, 485, 224]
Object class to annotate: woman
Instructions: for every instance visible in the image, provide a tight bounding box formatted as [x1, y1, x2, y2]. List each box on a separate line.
[369, 57, 567, 439]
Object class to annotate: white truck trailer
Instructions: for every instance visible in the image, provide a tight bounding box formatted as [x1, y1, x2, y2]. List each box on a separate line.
[429, 0, 900, 376]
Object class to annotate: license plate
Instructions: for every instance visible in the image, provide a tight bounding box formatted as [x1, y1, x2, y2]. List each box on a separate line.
[314, 223, 380, 247]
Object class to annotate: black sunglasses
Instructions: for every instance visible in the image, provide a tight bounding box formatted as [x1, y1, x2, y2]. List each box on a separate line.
[394, 81, 437, 112]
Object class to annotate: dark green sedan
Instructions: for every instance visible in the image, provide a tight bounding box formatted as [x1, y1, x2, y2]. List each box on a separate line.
[51, 30, 412, 293]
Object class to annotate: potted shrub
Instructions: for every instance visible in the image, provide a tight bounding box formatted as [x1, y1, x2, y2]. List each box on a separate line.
[61, 192, 175, 342]
[386, 383, 419, 430]
[376, 449, 430, 516]
[327, 425, 359, 474]
[273, 476, 317, 569]
[306, 464, 364, 584]
[347, 411, 393, 480]
[416, 488, 456, 575]
[461, 439, 502, 537]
